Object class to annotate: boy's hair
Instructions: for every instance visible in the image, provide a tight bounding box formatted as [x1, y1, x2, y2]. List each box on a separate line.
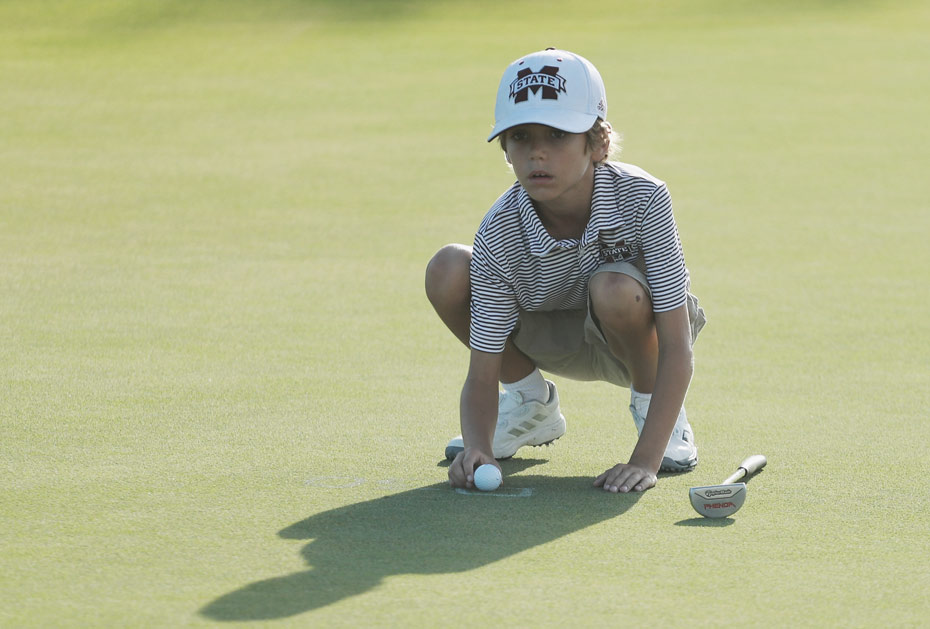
[497, 119, 621, 167]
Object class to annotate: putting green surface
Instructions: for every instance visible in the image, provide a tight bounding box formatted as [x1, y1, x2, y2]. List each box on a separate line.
[2, 1, 929, 626]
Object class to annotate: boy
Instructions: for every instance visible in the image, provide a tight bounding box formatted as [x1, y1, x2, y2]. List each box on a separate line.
[425, 49, 705, 493]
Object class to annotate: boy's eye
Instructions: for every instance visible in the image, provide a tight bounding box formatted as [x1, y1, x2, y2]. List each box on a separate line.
[509, 130, 527, 141]
[550, 130, 566, 139]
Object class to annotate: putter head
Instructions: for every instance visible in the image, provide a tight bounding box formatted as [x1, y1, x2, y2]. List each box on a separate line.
[689, 483, 747, 518]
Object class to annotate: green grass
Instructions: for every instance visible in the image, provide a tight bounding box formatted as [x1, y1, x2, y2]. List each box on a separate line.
[2, 1, 929, 626]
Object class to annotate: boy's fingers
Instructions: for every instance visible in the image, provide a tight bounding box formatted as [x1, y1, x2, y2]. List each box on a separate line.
[449, 450, 485, 488]
[597, 465, 654, 493]
[448, 453, 467, 487]
[625, 471, 656, 492]
[463, 453, 485, 487]
[596, 464, 656, 492]
[593, 467, 617, 486]
[601, 466, 630, 491]
[611, 469, 635, 492]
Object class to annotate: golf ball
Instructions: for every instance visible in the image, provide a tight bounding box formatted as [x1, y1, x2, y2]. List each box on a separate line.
[473, 464, 502, 491]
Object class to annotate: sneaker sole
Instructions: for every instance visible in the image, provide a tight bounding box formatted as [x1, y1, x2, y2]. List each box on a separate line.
[659, 454, 698, 473]
[444, 434, 564, 462]
[445, 439, 689, 469]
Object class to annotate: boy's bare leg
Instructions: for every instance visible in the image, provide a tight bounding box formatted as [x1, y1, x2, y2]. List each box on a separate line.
[588, 271, 659, 393]
[425, 244, 535, 383]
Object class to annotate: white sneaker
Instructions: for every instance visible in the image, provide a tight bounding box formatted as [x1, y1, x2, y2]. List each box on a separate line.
[629, 393, 698, 472]
[444, 380, 566, 460]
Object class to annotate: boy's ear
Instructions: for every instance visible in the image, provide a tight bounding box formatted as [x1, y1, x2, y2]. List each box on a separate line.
[598, 129, 611, 161]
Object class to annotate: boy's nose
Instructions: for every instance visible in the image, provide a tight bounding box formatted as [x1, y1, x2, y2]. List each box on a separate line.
[528, 139, 546, 158]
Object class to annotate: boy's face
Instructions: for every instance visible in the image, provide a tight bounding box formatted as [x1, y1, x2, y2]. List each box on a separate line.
[503, 124, 601, 213]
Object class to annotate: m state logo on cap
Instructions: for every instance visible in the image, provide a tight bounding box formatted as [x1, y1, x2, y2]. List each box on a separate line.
[509, 65, 567, 103]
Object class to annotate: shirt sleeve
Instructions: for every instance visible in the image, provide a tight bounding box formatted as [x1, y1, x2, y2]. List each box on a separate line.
[639, 184, 689, 312]
[468, 232, 520, 354]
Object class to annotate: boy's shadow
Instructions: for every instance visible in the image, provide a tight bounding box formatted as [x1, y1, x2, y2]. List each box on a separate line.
[201, 459, 641, 621]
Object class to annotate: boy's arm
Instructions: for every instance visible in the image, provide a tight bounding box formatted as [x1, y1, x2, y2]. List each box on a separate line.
[448, 349, 503, 489]
[629, 304, 694, 469]
[595, 304, 694, 492]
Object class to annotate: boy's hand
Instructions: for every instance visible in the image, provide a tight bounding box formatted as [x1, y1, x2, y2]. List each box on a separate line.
[594, 462, 657, 493]
[448, 448, 498, 489]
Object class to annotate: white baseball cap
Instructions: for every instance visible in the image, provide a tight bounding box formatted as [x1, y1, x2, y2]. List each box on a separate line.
[487, 48, 607, 142]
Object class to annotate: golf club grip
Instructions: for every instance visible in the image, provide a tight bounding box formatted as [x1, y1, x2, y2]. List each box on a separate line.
[741, 454, 767, 475]
[722, 454, 767, 484]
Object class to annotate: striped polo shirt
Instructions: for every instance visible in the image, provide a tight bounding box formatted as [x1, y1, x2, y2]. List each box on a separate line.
[469, 161, 690, 354]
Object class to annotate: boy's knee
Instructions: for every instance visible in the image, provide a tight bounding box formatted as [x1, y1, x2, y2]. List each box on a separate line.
[425, 244, 472, 304]
[590, 272, 652, 326]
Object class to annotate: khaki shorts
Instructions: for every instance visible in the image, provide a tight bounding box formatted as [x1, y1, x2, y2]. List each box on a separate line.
[510, 261, 706, 388]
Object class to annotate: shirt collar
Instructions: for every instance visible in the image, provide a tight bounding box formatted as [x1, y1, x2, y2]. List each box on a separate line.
[581, 166, 617, 248]
[517, 186, 560, 256]
[518, 166, 616, 256]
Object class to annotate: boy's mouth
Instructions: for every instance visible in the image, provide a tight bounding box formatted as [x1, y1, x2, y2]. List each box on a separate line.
[529, 170, 552, 180]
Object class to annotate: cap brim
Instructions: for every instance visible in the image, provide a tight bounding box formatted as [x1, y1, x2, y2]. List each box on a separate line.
[487, 109, 599, 142]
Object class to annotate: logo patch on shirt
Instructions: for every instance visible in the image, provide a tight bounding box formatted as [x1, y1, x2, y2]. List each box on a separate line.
[599, 239, 634, 263]
[509, 65, 567, 103]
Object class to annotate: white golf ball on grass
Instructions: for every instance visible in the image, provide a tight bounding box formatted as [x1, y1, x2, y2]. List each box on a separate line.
[473, 464, 502, 491]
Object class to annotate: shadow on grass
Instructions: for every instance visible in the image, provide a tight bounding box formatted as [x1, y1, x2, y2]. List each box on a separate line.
[201, 459, 641, 621]
[674, 517, 736, 527]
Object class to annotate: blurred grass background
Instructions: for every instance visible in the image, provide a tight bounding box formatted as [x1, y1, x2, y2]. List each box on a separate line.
[2, 1, 928, 626]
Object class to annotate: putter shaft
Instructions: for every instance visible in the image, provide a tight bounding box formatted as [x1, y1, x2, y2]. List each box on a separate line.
[721, 454, 767, 485]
